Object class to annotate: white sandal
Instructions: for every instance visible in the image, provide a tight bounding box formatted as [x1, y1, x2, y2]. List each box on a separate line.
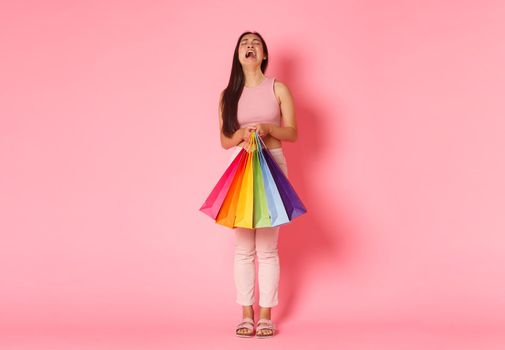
[235, 317, 255, 338]
[256, 318, 276, 338]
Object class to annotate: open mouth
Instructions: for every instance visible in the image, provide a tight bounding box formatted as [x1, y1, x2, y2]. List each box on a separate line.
[245, 50, 256, 58]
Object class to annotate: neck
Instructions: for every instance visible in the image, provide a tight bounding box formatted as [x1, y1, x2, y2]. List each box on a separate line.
[242, 68, 265, 87]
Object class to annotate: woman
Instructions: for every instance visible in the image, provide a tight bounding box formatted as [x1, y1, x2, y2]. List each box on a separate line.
[218, 31, 298, 338]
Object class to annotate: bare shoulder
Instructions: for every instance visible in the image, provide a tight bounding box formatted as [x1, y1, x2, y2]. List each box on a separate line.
[273, 79, 293, 104]
[273, 79, 291, 93]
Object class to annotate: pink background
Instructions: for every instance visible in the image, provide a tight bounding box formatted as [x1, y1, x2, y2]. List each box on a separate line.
[1, 0, 504, 349]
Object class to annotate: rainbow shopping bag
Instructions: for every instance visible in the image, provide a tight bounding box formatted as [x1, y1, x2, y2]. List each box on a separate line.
[200, 130, 307, 229]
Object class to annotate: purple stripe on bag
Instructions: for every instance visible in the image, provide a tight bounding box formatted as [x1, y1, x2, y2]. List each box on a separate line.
[261, 146, 307, 221]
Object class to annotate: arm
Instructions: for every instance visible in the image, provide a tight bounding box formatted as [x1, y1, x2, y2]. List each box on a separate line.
[218, 91, 250, 149]
[257, 81, 298, 142]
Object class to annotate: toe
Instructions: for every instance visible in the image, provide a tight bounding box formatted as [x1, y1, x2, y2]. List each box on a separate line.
[258, 328, 272, 336]
[237, 327, 251, 335]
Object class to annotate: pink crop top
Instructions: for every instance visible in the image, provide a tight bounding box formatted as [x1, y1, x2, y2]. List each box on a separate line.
[237, 76, 281, 128]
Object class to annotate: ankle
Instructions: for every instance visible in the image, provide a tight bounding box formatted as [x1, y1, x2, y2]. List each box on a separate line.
[258, 306, 271, 320]
[242, 305, 254, 319]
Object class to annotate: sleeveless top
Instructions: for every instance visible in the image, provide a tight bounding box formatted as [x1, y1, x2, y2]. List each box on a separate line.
[237, 76, 281, 128]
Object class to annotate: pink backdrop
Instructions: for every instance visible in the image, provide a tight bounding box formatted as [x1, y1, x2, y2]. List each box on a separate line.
[1, 0, 504, 349]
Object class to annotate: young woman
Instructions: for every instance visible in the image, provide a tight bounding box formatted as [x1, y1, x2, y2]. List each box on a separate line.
[218, 31, 298, 338]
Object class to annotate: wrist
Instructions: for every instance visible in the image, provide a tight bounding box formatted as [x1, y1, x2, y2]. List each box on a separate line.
[234, 128, 243, 144]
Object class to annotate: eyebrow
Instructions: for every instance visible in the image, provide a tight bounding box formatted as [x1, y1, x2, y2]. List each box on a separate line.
[241, 38, 260, 42]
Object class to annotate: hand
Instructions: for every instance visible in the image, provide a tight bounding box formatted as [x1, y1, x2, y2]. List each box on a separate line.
[254, 124, 272, 137]
[238, 126, 256, 149]
[241, 126, 257, 142]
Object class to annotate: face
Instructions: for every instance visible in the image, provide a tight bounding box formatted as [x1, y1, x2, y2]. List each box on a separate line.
[238, 34, 266, 66]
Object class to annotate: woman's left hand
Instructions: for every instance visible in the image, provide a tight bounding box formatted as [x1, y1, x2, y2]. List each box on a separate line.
[254, 124, 272, 137]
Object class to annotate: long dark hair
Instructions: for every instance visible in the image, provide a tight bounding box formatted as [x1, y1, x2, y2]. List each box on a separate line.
[220, 31, 269, 137]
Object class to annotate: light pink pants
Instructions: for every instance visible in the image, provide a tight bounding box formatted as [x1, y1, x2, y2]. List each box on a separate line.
[228, 147, 288, 308]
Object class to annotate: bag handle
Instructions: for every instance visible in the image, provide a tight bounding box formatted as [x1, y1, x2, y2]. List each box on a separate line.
[255, 132, 263, 153]
[243, 130, 257, 152]
[255, 131, 269, 151]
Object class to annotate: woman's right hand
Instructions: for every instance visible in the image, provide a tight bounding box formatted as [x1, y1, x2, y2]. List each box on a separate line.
[239, 126, 257, 147]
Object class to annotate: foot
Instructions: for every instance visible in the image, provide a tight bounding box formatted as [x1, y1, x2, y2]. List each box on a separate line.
[256, 318, 275, 337]
[236, 305, 255, 337]
[235, 317, 254, 337]
[256, 306, 273, 337]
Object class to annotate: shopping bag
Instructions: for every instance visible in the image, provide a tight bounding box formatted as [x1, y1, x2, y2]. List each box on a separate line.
[234, 133, 256, 228]
[256, 133, 290, 227]
[257, 135, 307, 221]
[215, 145, 249, 228]
[199, 148, 246, 219]
[252, 140, 272, 228]
[200, 130, 307, 229]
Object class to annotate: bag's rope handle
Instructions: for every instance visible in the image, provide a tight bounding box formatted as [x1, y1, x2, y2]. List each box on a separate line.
[251, 130, 257, 152]
[255, 131, 270, 151]
[241, 130, 270, 153]
[242, 130, 256, 152]
[255, 132, 264, 153]
[255, 132, 261, 153]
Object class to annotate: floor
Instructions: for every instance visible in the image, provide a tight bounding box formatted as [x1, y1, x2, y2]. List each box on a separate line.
[2, 319, 504, 350]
